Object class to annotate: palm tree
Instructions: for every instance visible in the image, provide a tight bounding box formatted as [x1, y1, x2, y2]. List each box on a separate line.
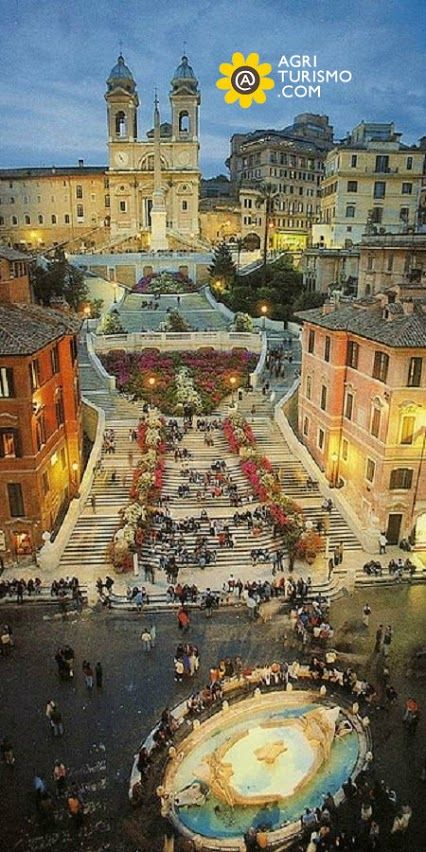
[255, 182, 279, 288]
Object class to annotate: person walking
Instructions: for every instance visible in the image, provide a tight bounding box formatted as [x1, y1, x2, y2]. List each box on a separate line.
[95, 661, 103, 688]
[362, 603, 371, 628]
[378, 532, 387, 554]
[383, 624, 393, 658]
[53, 760, 67, 795]
[140, 627, 151, 652]
[67, 787, 84, 828]
[82, 660, 94, 688]
[33, 772, 47, 806]
[1, 737, 15, 765]
[338, 541, 344, 564]
[177, 606, 190, 633]
[374, 624, 383, 653]
[50, 704, 64, 736]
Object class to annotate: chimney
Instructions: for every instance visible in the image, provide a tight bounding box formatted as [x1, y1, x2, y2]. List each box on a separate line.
[78, 158, 84, 168]
[401, 300, 414, 315]
[321, 300, 336, 316]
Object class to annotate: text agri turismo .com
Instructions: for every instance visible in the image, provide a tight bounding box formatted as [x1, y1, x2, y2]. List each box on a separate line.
[277, 55, 352, 98]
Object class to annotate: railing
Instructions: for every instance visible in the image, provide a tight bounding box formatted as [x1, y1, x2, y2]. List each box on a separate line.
[92, 330, 263, 354]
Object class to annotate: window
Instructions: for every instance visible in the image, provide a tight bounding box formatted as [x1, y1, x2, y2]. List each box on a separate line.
[366, 458, 376, 483]
[0, 428, 21, 458]
[7, 483, 24, 518]
[182, 200, 188, 211]
[347, 181, 358, 193]
[400, 415, 415, 445]
[318, 428, 325, 450]
[35, 413, 47, 451]
[406, 156, 413, 170]
[0, 216, 3, 225]
[387, 254, 394, 272]
[303, 417, 309, 436]
[373, 181, 386, 199]
[119, 200, 127, 212]
[70, 336, 78, 363]
[345, 204, 355, 218]
[74, 375, 81, 410]
[308, 329, 315, 353]
[76, 185, 83, 199]
[55, 388, 65, 427]
[346, 341, 359, 369]
[372, 351, 389, 383]
[50, 345, 59, 374]
[390, 468, 413, 490]
[42, 470, 50, 496]
[51, 214, 57, 224]
[371, 207, 383, 224]
[407, 357, 422, 387]
[400, 207, 409, 222]
[64, 214, 70, 224]
[324, 336, 330, 362]
[344, 391, 354, 420]
[402, 182, 412, 194]
[320, 385, 327, 411]
[76, 204, 84, 218]
[105, 195, 110, 208]
[371, 406, 381, 438]
[306, 375, 312, 400]
[38, 214, 44, 224]
[60, 447, 66, 469]
[342, 439, 348, 461]
[11, 216, 18, 225]
[29, 359, 40, 390]
[0, 367, 14, 397]
[351, 154, 357, 168]
[375, 155, 389, 173]
[24, 215, 31, 225]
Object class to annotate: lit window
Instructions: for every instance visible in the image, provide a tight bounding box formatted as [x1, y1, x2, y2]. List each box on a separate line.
[400, 415, 415, 445]
[389, 468, 413, 490]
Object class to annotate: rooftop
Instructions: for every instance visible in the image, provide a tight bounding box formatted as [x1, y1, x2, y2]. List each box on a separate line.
[296, 300, 426, 348]
[0, 246, 31, 262]
[0, 304, 81, 356]
[0, 166, 106, 179]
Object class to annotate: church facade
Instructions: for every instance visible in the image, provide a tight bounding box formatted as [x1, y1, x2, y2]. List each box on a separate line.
[0, 53, 201, 253]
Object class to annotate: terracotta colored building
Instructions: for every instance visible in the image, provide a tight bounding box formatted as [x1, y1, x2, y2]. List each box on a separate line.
[0, 250, 82, 561]
[297, 294, 426, 549]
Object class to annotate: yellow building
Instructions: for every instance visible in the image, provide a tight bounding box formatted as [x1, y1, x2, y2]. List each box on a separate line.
[297, 293, 426, 549]
[0, 164, 109, 252]
[313, 122, 426, 248]
[228, 114, 333, 251]
[0, 52, 202, 253]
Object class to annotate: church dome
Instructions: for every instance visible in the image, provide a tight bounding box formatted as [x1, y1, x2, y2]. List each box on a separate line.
[171, 55, 198, 87]
[107, 54, 136, 92]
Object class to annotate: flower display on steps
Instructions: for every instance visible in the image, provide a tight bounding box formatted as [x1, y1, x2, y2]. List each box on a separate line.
[133, 270, 199, 294]
[175, 367, 204, 413]
[223, 414, 322, 567]
[108, 408, 166, 573]
[101, 349, 258, 414]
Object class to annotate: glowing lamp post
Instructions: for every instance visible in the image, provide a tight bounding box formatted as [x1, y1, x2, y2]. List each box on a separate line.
[230, 376, 237, 406]
[71, 461, 79, 497]
[261, 304, 268, 331]
[331, 451, 338, 488]
[84, 304, 91, 331]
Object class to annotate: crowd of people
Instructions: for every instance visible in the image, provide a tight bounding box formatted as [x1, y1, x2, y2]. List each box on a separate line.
[0, 575, 83, 606]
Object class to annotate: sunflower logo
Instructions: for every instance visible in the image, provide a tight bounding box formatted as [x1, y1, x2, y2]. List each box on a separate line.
[216, 52, 275, 108]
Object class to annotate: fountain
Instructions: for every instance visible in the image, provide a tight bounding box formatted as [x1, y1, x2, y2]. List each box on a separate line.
[160, 689, 368, 850]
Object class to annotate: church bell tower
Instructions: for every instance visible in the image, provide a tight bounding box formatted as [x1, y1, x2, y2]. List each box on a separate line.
[105, 53, 139, 145]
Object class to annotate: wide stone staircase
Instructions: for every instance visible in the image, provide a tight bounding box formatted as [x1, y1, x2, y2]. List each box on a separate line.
[116, 291, 230, 333]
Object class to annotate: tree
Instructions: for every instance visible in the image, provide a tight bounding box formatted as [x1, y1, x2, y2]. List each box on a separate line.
[234, 237, 245, 272]
[208, 242, 236, 289]
[254, 182, 280, 288]
[34, 248, 88, 310]
[96, 309, 126, 335]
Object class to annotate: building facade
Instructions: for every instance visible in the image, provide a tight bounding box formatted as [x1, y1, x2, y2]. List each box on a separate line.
[227, 114, 334, 251]
[297, 295, 426, 549]
[105, 53, 201, 250]
[0, 250, 82, 561]
[0, 52, 201, 253]
[301, 246, 360, 294]
[313, 122, 426, 248]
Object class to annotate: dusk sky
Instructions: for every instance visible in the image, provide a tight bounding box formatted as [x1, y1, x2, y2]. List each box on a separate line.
[1, 0, 425, 176]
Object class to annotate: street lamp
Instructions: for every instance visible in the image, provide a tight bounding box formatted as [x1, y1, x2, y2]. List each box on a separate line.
[113, 283, 118, 304]
[230, 376, 237, 406]
[71, 461, 79, 497]
[261, 304, 268, 330]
